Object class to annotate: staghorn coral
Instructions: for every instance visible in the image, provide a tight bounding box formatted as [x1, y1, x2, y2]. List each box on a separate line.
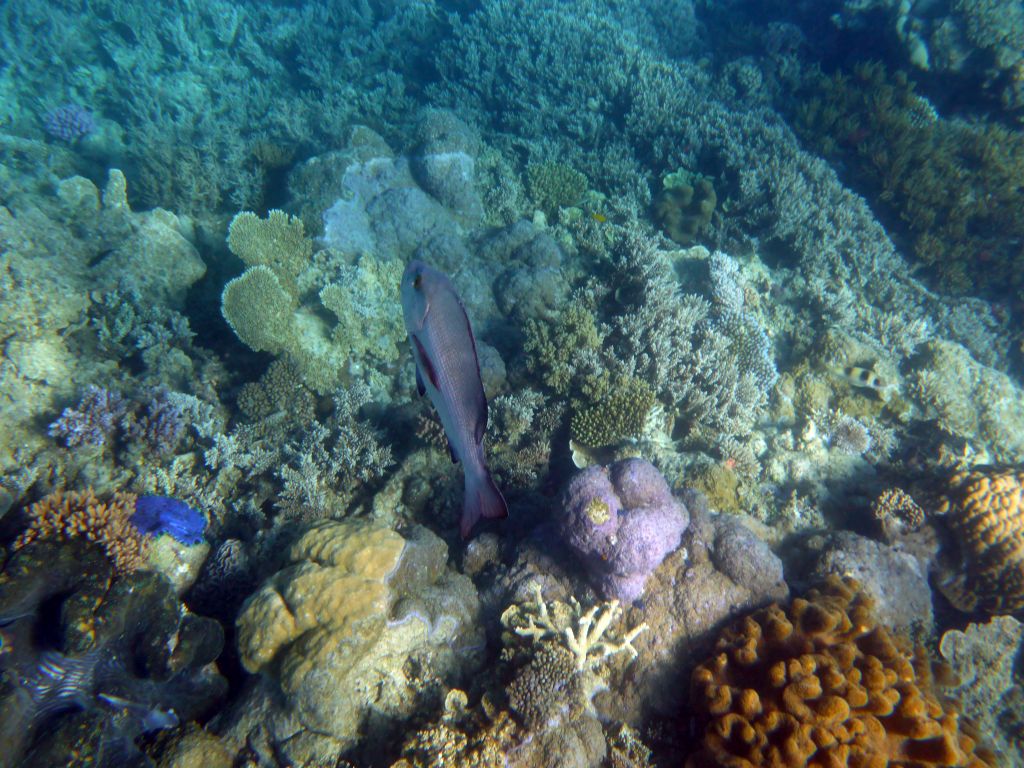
[687, 577, 995, 768]
[15, 489, 148, 575]
[500, 582, 646, 738]
[932, 467, 1024, 615]
[48, 385, 128, 449]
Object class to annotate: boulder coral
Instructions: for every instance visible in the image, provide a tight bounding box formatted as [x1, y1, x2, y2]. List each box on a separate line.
[558, 458, 689, 602]
[687, 577, 995, 768]
[932, 466, 1024, 615]
[227, 519, 483, 764]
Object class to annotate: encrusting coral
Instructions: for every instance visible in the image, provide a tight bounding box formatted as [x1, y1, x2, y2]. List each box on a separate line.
[14, 488, 149, 575]
[932, 466, 1024, 615]
[686, 576, 995, 768]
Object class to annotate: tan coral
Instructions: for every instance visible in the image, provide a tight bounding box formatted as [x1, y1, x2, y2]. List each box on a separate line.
[934, 467, 1024, 615]
[15, 489, 148, 575]
[687, 577, 995, 768]
[236, 518, 404, 674]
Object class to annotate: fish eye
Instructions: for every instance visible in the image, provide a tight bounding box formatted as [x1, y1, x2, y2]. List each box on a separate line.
[413, 274, 422, 289]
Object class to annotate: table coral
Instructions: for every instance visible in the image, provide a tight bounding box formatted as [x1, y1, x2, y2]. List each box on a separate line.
[687, 577, 995, 768]
[15, 488, 149, 575]
[932, 467, 1024, 615]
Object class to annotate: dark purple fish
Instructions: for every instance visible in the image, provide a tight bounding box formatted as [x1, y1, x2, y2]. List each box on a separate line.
[401, 260, 508, 538]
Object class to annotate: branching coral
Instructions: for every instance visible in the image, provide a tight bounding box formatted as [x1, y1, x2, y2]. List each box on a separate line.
[503, 582, 647, 673]
[15, 489, 149, 575]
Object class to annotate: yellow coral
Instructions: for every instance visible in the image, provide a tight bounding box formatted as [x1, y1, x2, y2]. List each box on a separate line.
[236, 519, 405, 675]
[227, 209, 312, 296]
[934, 467, 1024, 615]
[220, 265, 296, 354]
[687, 577, 995, 768]
[15, 489, 148, 575]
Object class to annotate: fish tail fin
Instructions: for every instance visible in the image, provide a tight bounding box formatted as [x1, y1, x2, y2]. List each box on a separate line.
[461, 465, 508, 539]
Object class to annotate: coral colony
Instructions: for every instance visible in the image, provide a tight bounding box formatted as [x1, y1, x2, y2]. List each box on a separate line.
[2, 0, 1024, 765]
[43, 103, 95, 142]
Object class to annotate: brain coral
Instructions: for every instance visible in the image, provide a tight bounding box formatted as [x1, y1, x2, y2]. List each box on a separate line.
[687, 577, 995, 768]
[933, 467, 1024, 615]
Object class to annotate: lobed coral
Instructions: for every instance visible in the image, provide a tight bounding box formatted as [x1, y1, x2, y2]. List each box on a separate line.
[229, 519, 483, 762]
[652, 170, 717, 246]
[932, 467, 1024, 615]
[15, 489, 149, 575]
[687, 577, 995, 768]
[557, 458, 689, 602]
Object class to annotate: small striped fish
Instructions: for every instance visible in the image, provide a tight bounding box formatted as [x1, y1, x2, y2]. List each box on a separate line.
[833, 365, 896, 399]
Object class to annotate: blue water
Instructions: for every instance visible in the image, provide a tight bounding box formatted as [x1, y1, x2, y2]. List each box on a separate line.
[1, 1, 1022, 766]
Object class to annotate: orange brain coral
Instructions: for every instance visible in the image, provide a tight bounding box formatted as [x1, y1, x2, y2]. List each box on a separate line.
[687, 577, 994, 768]
[934, 467, 1024, 615]
[15, 489, 147, 575]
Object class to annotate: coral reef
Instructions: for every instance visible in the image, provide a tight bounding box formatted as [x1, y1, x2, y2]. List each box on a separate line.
[570, 375, 655, 449]
[223, 519, 483, 765]
[939, 616, 1024, 765]
[791, 60, 1024, 300]
[600, 497, 789, 723]
[687, 577, 995, 768]
[910, 340, 1024, 463]
[15, 489, 149, 575]
[558, 459, 689, 602]
[932, 467, 1024, 615]
[0, 169, 206, 493]
[800, 530, 934, 640]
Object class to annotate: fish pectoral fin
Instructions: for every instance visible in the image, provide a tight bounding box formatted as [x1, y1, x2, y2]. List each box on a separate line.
[411, 334, 440, 391]
[415, 365, 426, 397]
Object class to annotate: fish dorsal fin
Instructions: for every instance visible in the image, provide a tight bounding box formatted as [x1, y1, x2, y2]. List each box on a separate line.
[411, 334, 440, 391]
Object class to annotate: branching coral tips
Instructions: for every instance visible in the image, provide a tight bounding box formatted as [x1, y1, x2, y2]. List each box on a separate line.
[401, 260, 508, 538]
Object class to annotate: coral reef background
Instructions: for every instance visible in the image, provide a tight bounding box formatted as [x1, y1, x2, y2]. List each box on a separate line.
[2, 0, 1024, 766]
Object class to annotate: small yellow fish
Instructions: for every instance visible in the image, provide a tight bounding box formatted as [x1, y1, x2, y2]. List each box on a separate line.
[590, 211, 607, 223]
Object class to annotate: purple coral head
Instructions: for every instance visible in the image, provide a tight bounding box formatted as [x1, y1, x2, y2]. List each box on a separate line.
[131, 496, 206, 545]
[558, 458, 689, 603]
[44, 103, 96, 142]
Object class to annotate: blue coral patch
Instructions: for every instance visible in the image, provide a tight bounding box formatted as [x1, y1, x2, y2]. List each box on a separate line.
[131, 496, 206, 545]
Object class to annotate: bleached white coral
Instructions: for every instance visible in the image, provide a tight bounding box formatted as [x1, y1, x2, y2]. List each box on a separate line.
[502, 581, 647, 672]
